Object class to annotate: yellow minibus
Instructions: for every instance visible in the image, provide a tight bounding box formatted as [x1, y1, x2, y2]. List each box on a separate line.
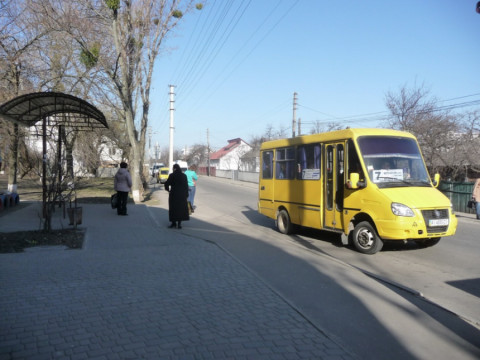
[158, 167, 170, 184]
[258, 128, 457, 254]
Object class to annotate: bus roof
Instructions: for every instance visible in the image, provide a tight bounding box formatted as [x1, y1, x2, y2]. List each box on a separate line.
[259, 128, 416, 150]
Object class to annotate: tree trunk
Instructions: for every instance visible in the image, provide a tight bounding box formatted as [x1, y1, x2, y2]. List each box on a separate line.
[63, 128, 75, 179]
[129, 140, 143, 202]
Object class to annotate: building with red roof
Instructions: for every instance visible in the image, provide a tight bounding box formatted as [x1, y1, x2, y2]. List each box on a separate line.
[209, 138, 252, 170]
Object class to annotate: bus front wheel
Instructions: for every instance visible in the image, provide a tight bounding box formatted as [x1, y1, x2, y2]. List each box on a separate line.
[276, 209, 293, 235]
[352, 221, 383, 254]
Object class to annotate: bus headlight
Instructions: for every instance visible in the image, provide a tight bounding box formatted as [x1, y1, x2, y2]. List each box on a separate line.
[391, 202, 415, 217]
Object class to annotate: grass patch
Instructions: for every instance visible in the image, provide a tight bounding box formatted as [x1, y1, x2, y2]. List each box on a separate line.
[0, 229, 85, 253]
[75, 177, 115, 203]
[0, 175, 162, 253]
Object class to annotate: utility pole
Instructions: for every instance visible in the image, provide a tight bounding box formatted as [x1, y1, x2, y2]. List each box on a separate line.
[168, 85, 175, 172]
[292, 92, 297, 138]
[207, 128, 211, 176]
[298, 118, 301, 136]
[154, 142, 160, 163]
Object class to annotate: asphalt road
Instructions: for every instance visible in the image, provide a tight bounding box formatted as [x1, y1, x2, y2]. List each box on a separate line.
[180, 175, 480, 360]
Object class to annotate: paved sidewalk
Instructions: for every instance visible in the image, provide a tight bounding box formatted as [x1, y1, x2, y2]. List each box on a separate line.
[0, 199, 354, 359]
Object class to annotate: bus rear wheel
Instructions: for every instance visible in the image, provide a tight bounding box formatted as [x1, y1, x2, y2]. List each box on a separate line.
[352, 221, 383, 254]
[276, 209, 294, 235]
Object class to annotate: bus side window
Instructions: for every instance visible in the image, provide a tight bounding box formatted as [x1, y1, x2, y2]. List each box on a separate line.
[347, 140, 365, 187]
[262, 151, 273, 179]
[297, 144, 321, 180]
[276, 147, 295, 179]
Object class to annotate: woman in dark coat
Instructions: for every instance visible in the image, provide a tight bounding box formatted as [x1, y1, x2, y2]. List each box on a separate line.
[164, 164, 190, 228]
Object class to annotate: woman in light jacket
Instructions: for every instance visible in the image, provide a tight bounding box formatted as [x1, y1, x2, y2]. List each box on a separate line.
[114, 162, 132, 216]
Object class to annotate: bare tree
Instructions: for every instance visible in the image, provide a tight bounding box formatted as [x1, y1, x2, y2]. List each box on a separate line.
[93, 0, 201, 200]
[23, 0, 202, 201]
[260, 124, 289, 142]
[384, 83, 437, 133]
[309, 120, 344, 134]
[384, 83, 465, 179]
[457, 110, 480, 179]
[0, 0, 49, 190]
[185, 143, 208, 166]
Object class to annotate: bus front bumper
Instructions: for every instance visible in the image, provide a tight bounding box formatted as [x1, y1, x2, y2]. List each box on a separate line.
[376, 214, 457, 240]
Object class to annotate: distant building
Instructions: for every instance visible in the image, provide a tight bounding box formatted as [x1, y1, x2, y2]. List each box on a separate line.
[97, 136, 123, 168]
[25, 126, 123, 176]
[209, 138, 252, 171]
[239, 148, 260, 172]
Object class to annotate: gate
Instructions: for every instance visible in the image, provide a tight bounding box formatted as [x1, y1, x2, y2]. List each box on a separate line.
[439, 181, 475, 214]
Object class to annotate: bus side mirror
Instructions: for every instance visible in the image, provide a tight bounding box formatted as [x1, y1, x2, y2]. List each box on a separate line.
[433, 173, 440, 187]
[347, 173, 360, 189]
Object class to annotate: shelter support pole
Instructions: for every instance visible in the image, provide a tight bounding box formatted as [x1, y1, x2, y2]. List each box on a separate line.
[42, 116, 47, 218]
[7, 124, 19, 193]
[58, 125, 62, 186]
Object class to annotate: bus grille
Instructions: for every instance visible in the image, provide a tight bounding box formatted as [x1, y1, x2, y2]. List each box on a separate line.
[421, 209, 449, 233]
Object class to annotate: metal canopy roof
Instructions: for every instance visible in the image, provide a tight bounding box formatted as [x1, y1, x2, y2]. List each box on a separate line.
[0, 92, 108, 129]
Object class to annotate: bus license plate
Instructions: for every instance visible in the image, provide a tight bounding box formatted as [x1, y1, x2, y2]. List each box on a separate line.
[429, 219, 449, 227]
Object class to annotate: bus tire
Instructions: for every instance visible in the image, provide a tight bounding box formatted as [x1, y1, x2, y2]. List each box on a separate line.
[352, 221, 383, 254]
[415, 237, 441, 248]
[276, 209, 293, 235]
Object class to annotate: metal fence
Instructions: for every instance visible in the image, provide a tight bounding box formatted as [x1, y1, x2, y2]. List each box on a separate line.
[439, 181, 475, 214]
[215, 170, 259, 183]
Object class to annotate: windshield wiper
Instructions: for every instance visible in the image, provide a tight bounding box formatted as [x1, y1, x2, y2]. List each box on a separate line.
[376, 177, 431, 187]
[408, 180, 432, 187]
[376, 176, 411, 185]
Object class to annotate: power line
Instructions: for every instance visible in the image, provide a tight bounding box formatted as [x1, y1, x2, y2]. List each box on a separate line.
[152, 1, 301, 146]
[183, 0, 300, 111]
[177, 0, 253, 102]
[168, 1, 299, 112]
[299, 92, 480, 126]
[175, 0, 240, 92]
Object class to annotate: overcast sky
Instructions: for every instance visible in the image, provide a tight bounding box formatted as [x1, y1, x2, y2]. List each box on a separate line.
[147, 0, 480, 152]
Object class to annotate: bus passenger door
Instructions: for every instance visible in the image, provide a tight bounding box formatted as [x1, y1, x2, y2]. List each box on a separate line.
[324, 143, 344, 231]
[258, 150, 275, 218]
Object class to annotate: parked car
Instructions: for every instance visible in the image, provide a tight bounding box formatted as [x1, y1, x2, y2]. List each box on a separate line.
[174, 160, 188, 172]
[151, 163, 165, 179]
[158, 167, 170, 184]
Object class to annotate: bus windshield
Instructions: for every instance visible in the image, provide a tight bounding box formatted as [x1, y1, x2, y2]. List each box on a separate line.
[357, 136, 430, 188]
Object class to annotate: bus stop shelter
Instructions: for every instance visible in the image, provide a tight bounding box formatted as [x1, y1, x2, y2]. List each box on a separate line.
[0, 92, 108, 218]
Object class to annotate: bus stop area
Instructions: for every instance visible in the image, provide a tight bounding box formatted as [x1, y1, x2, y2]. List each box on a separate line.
[0, 195, 355, 359]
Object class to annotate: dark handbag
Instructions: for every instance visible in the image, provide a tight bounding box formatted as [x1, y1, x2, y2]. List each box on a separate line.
[467, 198, 476, 209]
[111, 193, 118, 209]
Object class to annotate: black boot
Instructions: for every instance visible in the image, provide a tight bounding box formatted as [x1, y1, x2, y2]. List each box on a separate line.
[169, 222, 177, 228]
